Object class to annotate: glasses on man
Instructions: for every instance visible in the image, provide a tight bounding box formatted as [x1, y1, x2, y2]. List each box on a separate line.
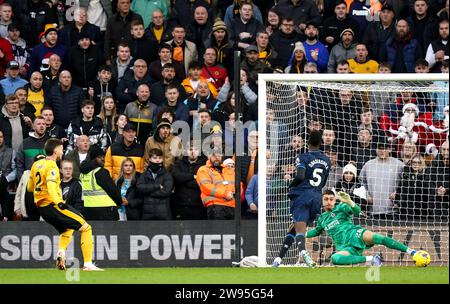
[282, 23, 294, 27]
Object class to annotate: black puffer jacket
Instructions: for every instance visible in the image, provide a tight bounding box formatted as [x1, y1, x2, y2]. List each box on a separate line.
[44, 84, 85, 129]
[116, 173, 142, 220]
[171, 156, 206, 208]
[136, 166, 174, 220]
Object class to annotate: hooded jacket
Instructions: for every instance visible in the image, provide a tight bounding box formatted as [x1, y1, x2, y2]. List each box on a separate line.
[144, 131, 182, 172]
[172, 156, 206, 207]
[136, 165, 174, 220]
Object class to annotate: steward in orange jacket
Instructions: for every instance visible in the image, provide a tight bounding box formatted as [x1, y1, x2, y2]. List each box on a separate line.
[196, 150, 235, 219]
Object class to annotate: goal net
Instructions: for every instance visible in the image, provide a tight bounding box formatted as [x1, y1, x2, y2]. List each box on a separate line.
[258, 74, 449, 267]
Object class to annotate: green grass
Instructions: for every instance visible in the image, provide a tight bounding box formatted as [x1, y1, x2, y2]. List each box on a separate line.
[0, 267, 447, 284]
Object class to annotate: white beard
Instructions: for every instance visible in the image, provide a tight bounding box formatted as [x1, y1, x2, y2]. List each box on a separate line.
[444, 114, 449, 129]
[400, 112, 416, 131]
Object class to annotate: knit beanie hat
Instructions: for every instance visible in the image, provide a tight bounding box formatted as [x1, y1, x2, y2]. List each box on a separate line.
[212, 18, 228, 33]
[343, 162, 357, 178]
[293, 41, 305, 54]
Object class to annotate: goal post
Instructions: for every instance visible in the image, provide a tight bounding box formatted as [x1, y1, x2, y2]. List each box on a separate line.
[258, 73, 449, 267]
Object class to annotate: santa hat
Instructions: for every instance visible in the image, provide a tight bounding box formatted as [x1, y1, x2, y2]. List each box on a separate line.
[342, 163, 357, 178]
[402, 103, 419, 114]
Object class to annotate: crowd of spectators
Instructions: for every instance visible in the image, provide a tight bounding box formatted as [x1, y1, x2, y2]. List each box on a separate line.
[0, 0, 448, 223]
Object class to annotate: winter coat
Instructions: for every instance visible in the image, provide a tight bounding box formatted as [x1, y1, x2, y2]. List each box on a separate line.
[124, 99, 158, 145]
[145, 21, 173, 45]
[137, 166, 174, 220]
[69, 43, 104, 88]
[363, 21, 395, 63]
[59, 22, 103, 48]
[425, 157, 449, 219]
[335, 179, 368, 211]
[172, 156, 206, 208]
[44, 84, 84, 129]
[116, 173, 142, 220]
[274, 0, 322, 27]
[187, 20, 213, 58]
[148, 60, 186, 84]
[105, 140, 145, 180]
[327, 41, 357, 73]
[229, 17, 264, 51]
[167, 39, 198, 75]
[29, 42, 68, 75]
[61, 178, 84, 213]
[269, 30, 303, 68]
[150, 80, 187, 106]
[394, 166, 428, 219]
[104, 11, 143, 60]
[320, 15, 360, 49]
[0, 108, 30, 149]
[171, 0, 212, 27]
[144, 133, 182, 172]
[116, 72, 154, 112]
[66, 117, 108, 153]
[129, 36, 159, 66]
[382, 34, 423, 73]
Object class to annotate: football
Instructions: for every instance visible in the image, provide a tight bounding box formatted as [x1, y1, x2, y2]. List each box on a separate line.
[413, 250, 431, 267]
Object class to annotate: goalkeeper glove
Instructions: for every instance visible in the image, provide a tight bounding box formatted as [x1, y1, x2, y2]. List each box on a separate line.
[337, 191, 355, 208]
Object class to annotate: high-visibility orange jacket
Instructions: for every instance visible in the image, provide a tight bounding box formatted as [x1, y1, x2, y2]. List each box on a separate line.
[196, 161, 235, 208]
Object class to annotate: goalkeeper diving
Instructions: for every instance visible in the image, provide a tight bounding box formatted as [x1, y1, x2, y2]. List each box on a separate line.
[304, 189, 419, 266]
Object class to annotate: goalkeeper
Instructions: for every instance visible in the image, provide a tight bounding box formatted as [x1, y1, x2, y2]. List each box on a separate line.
[306, 190, 418, 266]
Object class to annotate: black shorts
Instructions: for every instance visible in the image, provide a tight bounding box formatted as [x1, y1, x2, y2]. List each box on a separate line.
[39, 203, 86, 234]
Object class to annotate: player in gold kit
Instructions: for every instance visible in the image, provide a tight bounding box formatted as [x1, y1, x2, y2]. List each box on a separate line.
[27, 138, 103, 271]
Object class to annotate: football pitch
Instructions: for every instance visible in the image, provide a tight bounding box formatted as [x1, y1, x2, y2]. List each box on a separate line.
[0, 266, 447, 284]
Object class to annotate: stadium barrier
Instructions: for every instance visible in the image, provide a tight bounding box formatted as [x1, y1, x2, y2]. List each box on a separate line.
[0, 221, 257, 268]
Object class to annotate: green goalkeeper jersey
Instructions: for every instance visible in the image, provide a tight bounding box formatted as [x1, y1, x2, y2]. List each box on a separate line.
[306, 203, 363, 250]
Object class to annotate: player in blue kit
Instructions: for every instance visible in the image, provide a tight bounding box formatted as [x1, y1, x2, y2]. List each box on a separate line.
[273, 130, 331, 267]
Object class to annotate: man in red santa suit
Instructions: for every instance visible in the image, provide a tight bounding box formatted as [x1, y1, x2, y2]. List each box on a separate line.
[387, 103, 432, 151]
